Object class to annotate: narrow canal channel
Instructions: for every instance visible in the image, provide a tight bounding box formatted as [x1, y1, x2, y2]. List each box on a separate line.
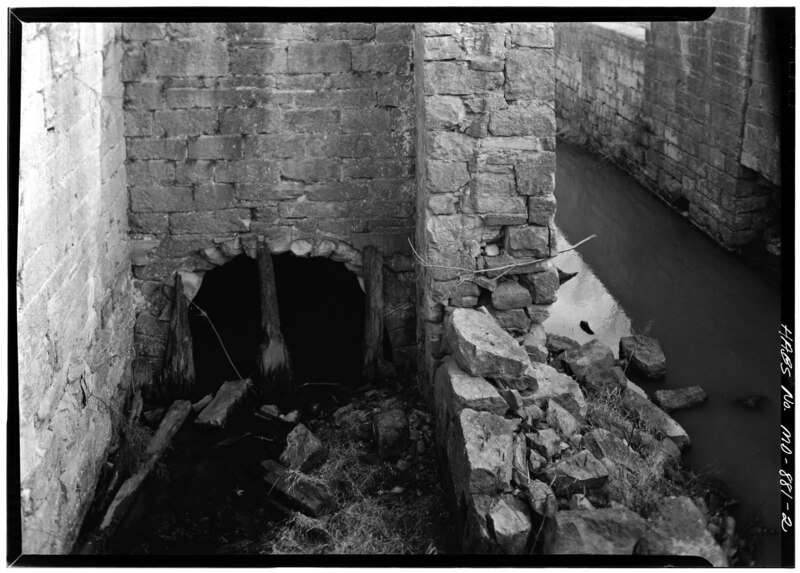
[547, 141, 782, 566]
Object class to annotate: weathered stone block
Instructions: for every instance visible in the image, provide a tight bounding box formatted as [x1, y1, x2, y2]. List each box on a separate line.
[169, 209, 251, 234]
[490, 103, 555, 137]
[229, 44, 287, 74]
[426, 161, 470, 193]
[146, 41, 228, 76]
[424, 61, 504, 95]
[447, 408, 516, 499]
[491, 280, 533, 310]
[424, 36, 464, 60]
[426, 95, 466, 130]
[127, 138, 186, 161]
[445, 308, 532, 380]
[130, 185, 193, 212]
[153, 109, 217, 137]
[304, 22, 375, 40]
[341, 108, 392, 134]
[520, 267, 559, 304]
[505, 226, 550, 258]
[505, 49, 555, 101]
[515, 154, 556, 196]
[215, 159, 279, 184]
[510, 23, 554, 47]
[283, 109, 341, 133]
[544, 507, 648, 555]
[188, 135, 243, 160]
[279, 159, 341, 183]
[219, 108, 279, 134]
[434, 357, 508, 420]
[288, 42, 351, 73]
[487, 495, 532, 554]
[280, 423, 328, 473]
[352, 44, 410, 73]
[527, 194, 557, 226]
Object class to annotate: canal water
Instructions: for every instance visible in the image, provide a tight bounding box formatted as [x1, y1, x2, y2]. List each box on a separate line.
[547, 141, 783, 565]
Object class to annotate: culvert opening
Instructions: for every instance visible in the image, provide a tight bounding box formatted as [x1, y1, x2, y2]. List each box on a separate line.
[188, 252, 394, 404]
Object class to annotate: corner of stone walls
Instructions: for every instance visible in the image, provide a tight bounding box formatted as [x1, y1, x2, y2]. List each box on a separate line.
[415, 21, 558, 398]
[17, 22, 135, 554]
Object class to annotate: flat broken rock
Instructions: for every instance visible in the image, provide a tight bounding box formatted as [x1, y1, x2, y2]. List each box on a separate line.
[653, 386, 707, 412]
[563, 339, 616, 385]
[195, 378, 254, 430]
[487, 494, 532, 554]
[446, 308, 531, 380]
[634, 496, 727, 566]
[621, 386, 691, 450]
[619, 335, 666, 379]
[543, 449, 609, 495]
[544, 506, 648, 555]
[447, 408, 517, 500]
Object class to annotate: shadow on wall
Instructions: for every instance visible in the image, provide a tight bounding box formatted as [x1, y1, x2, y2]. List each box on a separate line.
[189, 253, 390, 400]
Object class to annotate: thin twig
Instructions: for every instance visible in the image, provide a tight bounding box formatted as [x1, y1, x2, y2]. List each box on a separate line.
[188, 300, 243, 380]
[407, 234, 596, 276]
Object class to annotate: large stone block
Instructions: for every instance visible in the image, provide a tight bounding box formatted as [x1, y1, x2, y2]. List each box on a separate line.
[447, 408, 516, 500]
[127, 138, 186, 161]
[351, 44, 410, 73]
[424, 61, 504, 95]
[169, 209, 251, 234]
[445, 308, 532, 380]
[505, 48, 555, 101]
[435, 357, 508, 422]
[426, 161, 470, 194]
[282, 109, 341, 133]
[188, 135, 243, 160]
[490, 102, 555, 137]
[153, 109, 217, 137]
[515, 154, 556, 196]
[424, 36, 464, 60]
[288, 42, 351, 73]
[527, 194, 557, 226]
[146, 40, 228, 76]
[129, 185, 194, 212]
[304, 22, 375, 40]
[544, 507, 648, 555]
[219, 108, 279, 134]
[229, 44, 287, 74]
[505, 225, 550, 258]
[279, 159, 341, 183]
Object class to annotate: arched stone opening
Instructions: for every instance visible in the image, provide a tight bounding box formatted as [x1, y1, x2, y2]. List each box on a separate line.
[182, 236, 396, 403]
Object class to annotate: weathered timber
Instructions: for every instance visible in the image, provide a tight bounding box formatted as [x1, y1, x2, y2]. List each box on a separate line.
[257, 236, 293, 393]
[161, 273, 195, 401]
[260, 459, 335, 517]
[81, 400, 192, 553]
[362, 245, 384, 384]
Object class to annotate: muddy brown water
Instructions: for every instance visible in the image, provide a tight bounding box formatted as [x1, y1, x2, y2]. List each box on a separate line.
[548, 141, 783, 565]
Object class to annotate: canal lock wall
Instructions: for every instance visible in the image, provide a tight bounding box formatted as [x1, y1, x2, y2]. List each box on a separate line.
[554, 9, 783, 250]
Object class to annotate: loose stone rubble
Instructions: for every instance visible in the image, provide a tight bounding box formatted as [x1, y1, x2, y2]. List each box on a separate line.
[432, 308, 729, 562]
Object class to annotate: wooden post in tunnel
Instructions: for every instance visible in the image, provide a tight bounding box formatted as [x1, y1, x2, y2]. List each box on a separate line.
[257, 236, 293, 394]
[362, 245, 384, 384]
[162, 272, 196, 401]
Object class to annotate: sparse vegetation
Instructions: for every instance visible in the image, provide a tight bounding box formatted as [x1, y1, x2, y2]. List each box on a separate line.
[260, 424, 451, 555]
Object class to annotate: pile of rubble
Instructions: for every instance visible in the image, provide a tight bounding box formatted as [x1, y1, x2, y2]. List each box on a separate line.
[434, 308, 732, 563]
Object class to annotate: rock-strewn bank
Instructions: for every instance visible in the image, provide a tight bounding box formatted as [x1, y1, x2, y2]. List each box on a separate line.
[433, 308, 741, 564]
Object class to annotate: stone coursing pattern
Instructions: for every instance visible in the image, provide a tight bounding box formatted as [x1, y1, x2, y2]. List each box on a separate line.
[555, 9, 781, 248]
[17, 23, 135, 554]
[122, 23, 418, 377]
[415, 22, 559, 396]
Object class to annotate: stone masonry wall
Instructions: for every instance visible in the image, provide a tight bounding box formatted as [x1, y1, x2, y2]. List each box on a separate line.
[415, 22, 558, 398]
[555, 9, 782, 248]
[122, 23, 418, 381]
[17, 23, 135, 554]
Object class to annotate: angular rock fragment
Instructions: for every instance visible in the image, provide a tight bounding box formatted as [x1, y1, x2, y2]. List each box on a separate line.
[619, 335, 666, 379]
[446, 308, 532, 380]
[546, 332, 581, 356]
[522, 324, 548, 363]
[525, 479, 557, 519]
[487, 494, 532, 554]
[448, 409, 516, 499]
[195, 378, 253, 429]
[621, 386, 691, 450]
[526, 428, 561, 460]
[543, 449, 609, 495]
[491, 280, 533, 310]
[280, 423, 328, 473]
[434, 357, 508, 416]
[520, 362, 587, 417]
[653, 386, 707, 412]
[633, 496, 727, 566]
[563, 339, 616, 384]
[546, 399, 581, 438]
[544, 507, 648, 555]
[582, 428, 643, 473]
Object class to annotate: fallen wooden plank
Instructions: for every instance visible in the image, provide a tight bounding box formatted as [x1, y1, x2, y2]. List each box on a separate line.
[195, 378, 254, 430]
[80, 400, 192, 553]
[260, 459, 335, 518]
